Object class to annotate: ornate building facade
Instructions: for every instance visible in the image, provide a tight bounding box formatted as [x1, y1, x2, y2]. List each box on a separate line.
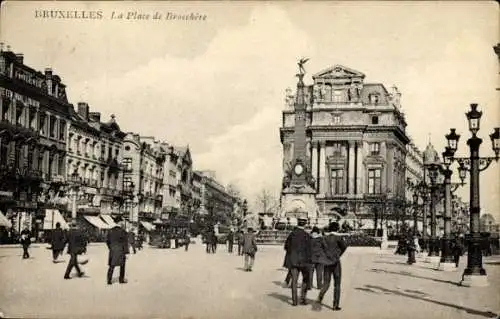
[66, 102, 126, 219]
[196, 170, 236, 224]
[280, 65, 410, 227]
[122, 134, 165, 226]
[161, 145, 193, 217]
[0, 49, 71, 236]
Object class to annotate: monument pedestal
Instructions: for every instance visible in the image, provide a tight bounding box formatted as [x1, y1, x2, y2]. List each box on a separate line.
[280, 185, 317, 219]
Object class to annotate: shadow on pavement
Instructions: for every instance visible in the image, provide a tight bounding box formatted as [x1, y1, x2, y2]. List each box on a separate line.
[358, 284, 498, 318]
[268, 292, 293, 305]
[267, 293, 318, 308]
[369, 268, 460, 286]
[374, 261, 410, 266]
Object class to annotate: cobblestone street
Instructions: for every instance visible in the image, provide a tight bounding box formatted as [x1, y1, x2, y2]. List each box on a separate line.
[0, 242, 499, 319]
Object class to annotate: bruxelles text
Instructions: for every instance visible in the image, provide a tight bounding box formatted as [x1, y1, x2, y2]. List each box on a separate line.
[35, 10, 104, 19]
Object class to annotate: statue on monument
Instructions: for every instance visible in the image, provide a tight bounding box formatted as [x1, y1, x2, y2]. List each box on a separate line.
[296, 57, 309, 82]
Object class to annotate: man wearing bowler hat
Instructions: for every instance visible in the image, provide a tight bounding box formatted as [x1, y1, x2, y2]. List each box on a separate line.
[106, 219, 129, 285]
[315, 221, 347, 311]
[284, 217, 311, 306]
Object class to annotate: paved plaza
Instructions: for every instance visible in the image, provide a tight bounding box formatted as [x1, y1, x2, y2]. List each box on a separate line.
[0, 241, 499, 319]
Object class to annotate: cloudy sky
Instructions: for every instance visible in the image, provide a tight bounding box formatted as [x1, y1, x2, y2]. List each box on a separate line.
[1, 1, 498, 217]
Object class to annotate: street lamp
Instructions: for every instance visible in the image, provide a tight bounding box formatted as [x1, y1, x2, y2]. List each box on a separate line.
[444, 103, 500, 287]
[412, 192, 419, 235]
[69, 170, 82, 223]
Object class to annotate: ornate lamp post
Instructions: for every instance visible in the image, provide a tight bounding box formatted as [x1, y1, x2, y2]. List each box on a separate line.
[444, 104, 499, 286]
[412, 192, 419, 235]
[68, 170, 82, 223]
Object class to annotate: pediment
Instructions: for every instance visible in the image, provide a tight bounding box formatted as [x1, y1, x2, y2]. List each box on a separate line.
[313, 65, 365, 80]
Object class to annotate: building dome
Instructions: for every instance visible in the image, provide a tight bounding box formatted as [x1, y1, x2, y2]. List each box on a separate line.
[423, 142, 440, 165]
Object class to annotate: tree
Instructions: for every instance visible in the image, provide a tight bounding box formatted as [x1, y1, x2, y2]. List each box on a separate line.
[255, 188, 278, 215]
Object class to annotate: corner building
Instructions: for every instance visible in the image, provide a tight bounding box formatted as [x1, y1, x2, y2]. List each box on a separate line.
[280, 65, 410, 226]
[0, 50, 71, 237]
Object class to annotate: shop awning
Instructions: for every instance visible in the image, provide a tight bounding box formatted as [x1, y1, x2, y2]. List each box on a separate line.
[140, 221, 155, 232]
[84, 215, 112, 229]
[43, 209, 69, 230]
[0, 210, 12, 228]
[100, 215, 118, 228]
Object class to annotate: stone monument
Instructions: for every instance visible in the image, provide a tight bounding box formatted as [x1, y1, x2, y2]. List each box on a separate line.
[280, 59, 318, 219]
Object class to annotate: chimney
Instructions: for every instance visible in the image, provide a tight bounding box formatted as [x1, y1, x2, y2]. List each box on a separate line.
[15, 54, 24, 64]
[77, 102, 90, 121]
[88, 112, 101, 122]
[44, 68, 53, 95]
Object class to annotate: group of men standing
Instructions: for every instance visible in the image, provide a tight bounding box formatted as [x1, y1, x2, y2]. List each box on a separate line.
[283, 219, 347, 310]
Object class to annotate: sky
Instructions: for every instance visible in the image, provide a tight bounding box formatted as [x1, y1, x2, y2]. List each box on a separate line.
[1, 1, 499, 218]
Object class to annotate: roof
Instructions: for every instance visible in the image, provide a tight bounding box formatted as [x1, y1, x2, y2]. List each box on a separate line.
[359, 83, 390, 105]
[313, 64, 366, 79]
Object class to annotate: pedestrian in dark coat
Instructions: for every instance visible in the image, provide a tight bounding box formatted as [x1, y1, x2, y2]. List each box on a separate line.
[452, 234, 465, 267]
[242, 227, 258, 271]
[407, 234, 417, 265]
[107, 221, 130, 285]
[310, 226, 328, 289]
[227, 230, 234, 253]
[237, 230, 244, 256]
[128, 231, 136, 254]
[184, 230, 190, 252]
[51, 222, 67, 262]
[315, 222, 347, 311]
[284, 218, 312, 306]
[20, 227, 31, 259]
[64, 222, 87, 279]
[211, 230, 218, 254]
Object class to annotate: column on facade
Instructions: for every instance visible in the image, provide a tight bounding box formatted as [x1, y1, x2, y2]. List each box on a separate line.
[318, 141, 326, 196]
[384, 142, 392, 194]
[311, 141, 318, 190]
[356, 141, 363, 194]
[348, 141, 356, 194]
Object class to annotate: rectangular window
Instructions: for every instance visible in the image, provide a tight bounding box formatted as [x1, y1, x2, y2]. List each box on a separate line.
[123, 176, 133, 192]
[16, 107, 23, 125]
[108, 146, 112, 159]
[330, 169, 344, 194]
[58, 156, 64, 175]
[1, 103, 9, 121]
[39, 114, 46, 135]
[49, 117, 56, 138]
[371, 115, 379, 125]
[332, 115, 341, 124]
[123, 157, 132, 172]
[368, 169, 382, 194]
[333, 90, 343, 103]
[0, 141, 9, 167]
[370, 142, 380, 155]
[59, 121, 66, 140]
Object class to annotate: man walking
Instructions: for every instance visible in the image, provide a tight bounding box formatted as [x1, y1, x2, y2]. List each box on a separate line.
[20, 226, 31, 259]
[64, 222, 87, 279]
[227, 229, 234, 253]
[183, 230, 190, 251]
[315, 222, 347, 311]
[284, 218, 311, 306]
[310, 226, 328, 289]
[128, 230, 136, 254]
[237, 229, 244, 256]
[51, 222, 67, 262]
[242, 227, 258, 271]
[107, 220, 129, 285]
